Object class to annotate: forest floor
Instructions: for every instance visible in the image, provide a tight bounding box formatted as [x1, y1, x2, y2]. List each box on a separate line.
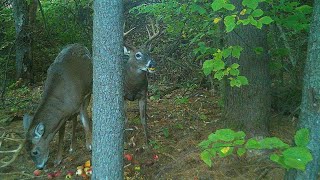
[0, 84, 297, 180]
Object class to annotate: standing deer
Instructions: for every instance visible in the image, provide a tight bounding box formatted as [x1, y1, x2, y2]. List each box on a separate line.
[23, 44, 92, 169]
[123, 22, 160, 143]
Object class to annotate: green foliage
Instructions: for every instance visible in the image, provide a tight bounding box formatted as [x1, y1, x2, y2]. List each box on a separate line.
[149, 140, 160, 150]
[162, 127, 170, 138]
[272, 2, 312, 32]
[199, 128, 312, 170]
[131, 0, 277, 88]
[175, 96, 189, 105]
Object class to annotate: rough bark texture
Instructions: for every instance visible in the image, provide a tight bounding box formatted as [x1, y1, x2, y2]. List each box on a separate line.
[224, 1, 271, 137]
[92, 1, 124, 179]
[12, 0, 34, 82]
[285, 2, 320, 179]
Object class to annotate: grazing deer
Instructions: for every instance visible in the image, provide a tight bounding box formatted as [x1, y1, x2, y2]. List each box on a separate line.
[123, 21, 160, 143]
[23, 44, 92, 169]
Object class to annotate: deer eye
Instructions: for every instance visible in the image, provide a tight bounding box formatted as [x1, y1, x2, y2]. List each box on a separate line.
[135, 52, 143, 60]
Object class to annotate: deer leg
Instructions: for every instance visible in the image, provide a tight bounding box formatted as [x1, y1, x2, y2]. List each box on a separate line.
[80, 94, 92, 150]
[139, 96, 148, 143]
[69, 115, 77, 152]
[55, 121, 65, 166]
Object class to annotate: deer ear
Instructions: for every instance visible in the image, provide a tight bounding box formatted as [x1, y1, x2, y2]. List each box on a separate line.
[34, 122, 45, 138]
[23, 114, 33, 131]
[123, 46, 130, 56]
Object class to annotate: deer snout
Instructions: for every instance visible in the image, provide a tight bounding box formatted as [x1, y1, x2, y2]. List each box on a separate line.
[147, 60, 156, 73]
[31, 148, 39, 156]
[30, 146, 49, 170]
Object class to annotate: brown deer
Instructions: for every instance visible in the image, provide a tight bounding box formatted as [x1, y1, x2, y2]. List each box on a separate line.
[23, 44, 92, 169]
[123, 21, 160, 143]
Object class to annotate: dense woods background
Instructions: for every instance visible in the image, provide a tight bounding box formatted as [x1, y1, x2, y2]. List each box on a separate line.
[0, 0, 319, 179]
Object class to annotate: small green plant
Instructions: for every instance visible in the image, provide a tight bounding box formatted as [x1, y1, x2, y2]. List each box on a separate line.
[149, 140, 160, 150]
[198, 128, 312, 170]
[175, 96, 189, 105]
[162, 127, 170, 138]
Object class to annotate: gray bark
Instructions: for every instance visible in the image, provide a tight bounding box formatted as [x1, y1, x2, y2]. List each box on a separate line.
[12, 0, 33, 82]
[224, 1, 271, 137]
[285, 1, 320, 179]
[92, 0, 124, 179]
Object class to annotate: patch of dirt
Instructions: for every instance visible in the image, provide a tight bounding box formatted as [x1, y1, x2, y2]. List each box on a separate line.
[0, 86, 296, 179]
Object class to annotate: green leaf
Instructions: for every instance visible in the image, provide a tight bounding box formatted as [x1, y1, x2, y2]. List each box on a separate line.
[162, 127, 169, 138]
[224, 15, 236, 32]
[203, 60, 214, 76]
[211, 0, 224, 11]
[270, 154, 280, 163]
[234, 139, 245, 146]
[213, 59, 225, 71]
[218, 147, 234, 157]
[251, 9, 263, 17]
[230, 78, 241, 87]
[242, 0, 259, 9]
[237, 148, 246, 156]
[208, 133, 219, 142]
[214, 70, 224, 80]
[259, 137, 290, 149]
[237, 76, 249, 86]
[296, 5, 313, 14]
[245, 139, 261, 149]
[230, 63, 240, 69]
[230, 69, 240, 76]
[222, 48, 232, 58]
[232, 46, 243, 59]
[224, 3, 235, 11]
[215, 129, 236, 142]
[241, 18, 251, 25]
[256, 21, 263, 29]
[200, 150, 212, 167]
[259, 16, 273, 25]
[294, 128, 309, 147]
[234, 131, 246, 139]
[254, 47, 264, 54]
[249, 15, 258, 26]
[282, 147, 313, 170]
[198, 140, 211, 149]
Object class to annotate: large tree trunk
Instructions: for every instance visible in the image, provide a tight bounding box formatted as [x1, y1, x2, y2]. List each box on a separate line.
[223, 1, 271, 137]
[92, 0, 124, 179]
[285, 1, 320, 179]
[12, 0, 35, 83]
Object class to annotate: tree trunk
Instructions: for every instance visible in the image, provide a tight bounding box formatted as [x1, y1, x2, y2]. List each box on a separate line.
[224, 1, 271, 137]
[285, 1, 320, 179]
[12, 0, 34, 83]
[92, 1, 124, 179]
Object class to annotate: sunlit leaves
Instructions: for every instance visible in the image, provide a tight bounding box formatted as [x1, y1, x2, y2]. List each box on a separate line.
[211, 0, 224, 11]
[224, 15, 236, 32]
[242, 0, 259, 10]
[211, 0, 235, 11]
[270, 147, 313, 170]
[251, 9, 263, 17]
[200, 128, 312, 171]
[294, 128, 309, 147]
[259, 16, 273, 25]
[203, 60, 214, 76]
